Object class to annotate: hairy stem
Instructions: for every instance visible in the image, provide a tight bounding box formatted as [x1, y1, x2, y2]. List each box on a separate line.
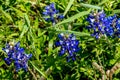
[28, 66, 37, 80]
[40, 68, 52, 80]
[109, 63, 120, 80]
[92, 62, 106, 80]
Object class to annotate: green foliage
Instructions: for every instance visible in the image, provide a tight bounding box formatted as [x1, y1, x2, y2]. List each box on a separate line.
[0, 0, 120, 80]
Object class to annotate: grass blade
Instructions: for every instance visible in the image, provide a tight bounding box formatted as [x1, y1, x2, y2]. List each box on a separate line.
[63, 0, 74, 16]
[56, 30, 90, 37]
[54, 10, 90, 27]
[30, 61, 47, 78]
[80, 3, 101, 9]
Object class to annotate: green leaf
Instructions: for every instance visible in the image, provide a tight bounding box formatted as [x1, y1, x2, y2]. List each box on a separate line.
[48, 39, 53, 56]
[24, 13, 30, 27]
[20, 25, 28, 39]
[109, 59, 116, 65]
[36, 48, 41, 60]
[55, 30, 90, 37]
[56, 66, 61, 70]
[63, 0, 74, 16]
[112, 9, 120, 14]
[0, 60, 4, 67]
[54, 10, 90, 27]
[7, 33, 19, 40]
[80, 3, 101, 9]
[80, 67, 86, 72]
[10, 7, 24, 17]
[0, 34, 4, 38]
[0, 6, 13, 22]
[98, 0, 109, 6]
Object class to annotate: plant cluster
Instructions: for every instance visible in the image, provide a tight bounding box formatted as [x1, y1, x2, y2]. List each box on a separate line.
[1, 0, 120, 80]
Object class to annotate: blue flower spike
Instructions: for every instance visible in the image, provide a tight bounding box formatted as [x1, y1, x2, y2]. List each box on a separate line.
[86, 10, 107, 39]
[55, 33, 80, 62]
[2, 41, 32, 72]
[43, 3, 64, 25]
[87, 10, 120, 39]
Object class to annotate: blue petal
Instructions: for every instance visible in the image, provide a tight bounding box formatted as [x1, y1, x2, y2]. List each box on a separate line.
[59, 50, 65, 56]
[58, 15, 64, 19]
[72, 54, 76, 61]
[66, 56, 70, 62]
[45, 6, 50, 10]
[55, 41, 60, 46]
[58, 33, 64, 40]
[14, 61, 21, 72]
[4, 58, 12, 65]
[50, 3, 55, 9]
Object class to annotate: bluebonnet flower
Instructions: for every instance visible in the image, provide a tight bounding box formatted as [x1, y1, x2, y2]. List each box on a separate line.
[55, 33, 80, 62]
[43, 3, 64, 25]
[86, 10, 120, 39]
[2, 41, 32, 72]
[103, 14, 120, 38]
[86, 10, 107, 39]
[103, 15, 116, 37]
[115, 18, 120, 38]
